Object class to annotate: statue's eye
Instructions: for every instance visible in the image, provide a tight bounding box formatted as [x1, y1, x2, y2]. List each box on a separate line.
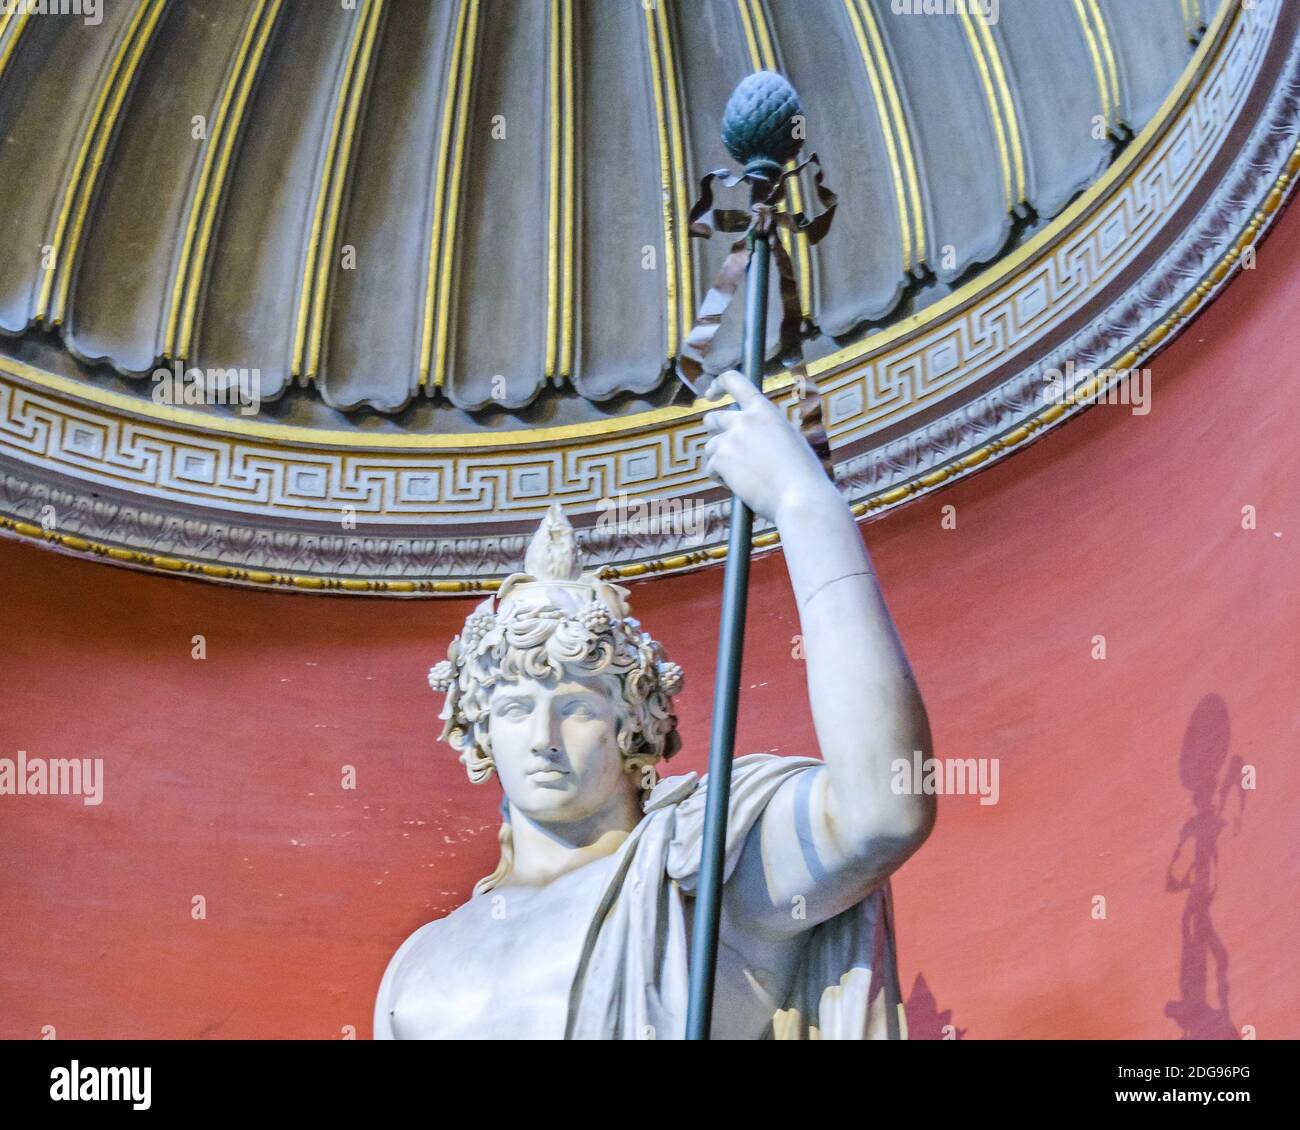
[563, 701, 595, 719]
[498, 701, 529, 719]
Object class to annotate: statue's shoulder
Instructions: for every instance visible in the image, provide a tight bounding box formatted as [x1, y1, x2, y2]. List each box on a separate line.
[376, 902, 476, 1019]
[383, 917, 439, 977]
[390, 896, 485, 958]
[382, 899, 482, 980]
[663, 753, 819, 806]
[377, 908, 479, 1037]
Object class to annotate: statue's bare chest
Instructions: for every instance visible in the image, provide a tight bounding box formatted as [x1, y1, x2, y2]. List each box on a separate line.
[388, 858, 618, 1040]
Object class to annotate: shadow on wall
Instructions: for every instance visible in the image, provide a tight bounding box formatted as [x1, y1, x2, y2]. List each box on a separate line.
[905, 973, 966, 1040]
[1164, 693, 1246, 1040]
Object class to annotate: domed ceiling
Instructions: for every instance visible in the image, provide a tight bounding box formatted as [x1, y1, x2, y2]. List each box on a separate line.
[0, 0, 1296, 592]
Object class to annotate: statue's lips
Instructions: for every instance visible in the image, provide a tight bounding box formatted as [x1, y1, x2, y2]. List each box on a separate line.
[527, 768, 569, 786]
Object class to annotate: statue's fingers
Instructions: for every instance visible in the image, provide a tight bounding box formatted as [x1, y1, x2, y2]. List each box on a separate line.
[702, 436, 731, 484]
[717, 369, 763, 407]
[701, 449, 723, 486]
[702, 409, 734, 434]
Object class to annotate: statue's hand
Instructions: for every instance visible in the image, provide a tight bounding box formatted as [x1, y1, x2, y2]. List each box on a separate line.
[702, 370, 835, 523]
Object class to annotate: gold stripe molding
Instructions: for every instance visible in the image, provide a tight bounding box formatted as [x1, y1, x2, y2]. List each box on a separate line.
[644, 0, 693, 360]
[546, 0, 577, 383]
[737, 0, 814, 314]
[420, 0, 480, 390]
[0, 6, 33, 87]
[959, 6, 1026, 211]
[164, 0, 282, 362]
[1075, 0, 1123, 136]
[1181, 1, 1207, 43]
[844, 0, 927, 275]
[291, 0, 386, 383]
[36, 0, 168, 328]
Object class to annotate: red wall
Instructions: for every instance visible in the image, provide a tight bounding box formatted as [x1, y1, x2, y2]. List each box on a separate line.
[2, 208, 1297, 1041]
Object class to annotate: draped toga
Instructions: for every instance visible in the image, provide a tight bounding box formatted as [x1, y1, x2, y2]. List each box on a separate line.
[565, 753, 906, 1039]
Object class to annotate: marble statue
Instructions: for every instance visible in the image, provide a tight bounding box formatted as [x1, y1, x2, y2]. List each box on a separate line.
[375, 372, 935, 1039]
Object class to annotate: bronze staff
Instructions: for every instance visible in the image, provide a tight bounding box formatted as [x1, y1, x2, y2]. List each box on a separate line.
[682, 70, 832, 1040]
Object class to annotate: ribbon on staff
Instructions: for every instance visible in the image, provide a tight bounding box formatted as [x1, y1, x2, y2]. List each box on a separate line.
[676, 153, 838, 479]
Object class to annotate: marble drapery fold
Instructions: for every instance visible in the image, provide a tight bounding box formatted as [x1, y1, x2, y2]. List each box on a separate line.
[565, 753, 904, 1040]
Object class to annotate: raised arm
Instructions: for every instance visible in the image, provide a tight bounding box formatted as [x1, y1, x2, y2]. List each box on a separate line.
[702, 371, 935, 935]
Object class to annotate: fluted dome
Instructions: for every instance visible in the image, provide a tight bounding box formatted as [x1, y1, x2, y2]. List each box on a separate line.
[1, 0, 1291, 593]
[0, 0, 1217, 416]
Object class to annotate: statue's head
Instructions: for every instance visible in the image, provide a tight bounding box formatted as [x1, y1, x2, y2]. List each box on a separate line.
[428, 506, 682, 889]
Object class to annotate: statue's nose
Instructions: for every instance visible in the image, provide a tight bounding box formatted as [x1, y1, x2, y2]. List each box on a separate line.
[529, 708, 562, 756]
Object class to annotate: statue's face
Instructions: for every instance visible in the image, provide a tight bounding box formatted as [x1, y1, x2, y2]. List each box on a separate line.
[487, 672, 632, 825]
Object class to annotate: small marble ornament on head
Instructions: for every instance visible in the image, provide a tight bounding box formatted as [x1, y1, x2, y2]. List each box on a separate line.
[427, 503, 684, 787]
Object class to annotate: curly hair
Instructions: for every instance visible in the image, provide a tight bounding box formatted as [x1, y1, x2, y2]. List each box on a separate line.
[429, 599, 683, 785]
